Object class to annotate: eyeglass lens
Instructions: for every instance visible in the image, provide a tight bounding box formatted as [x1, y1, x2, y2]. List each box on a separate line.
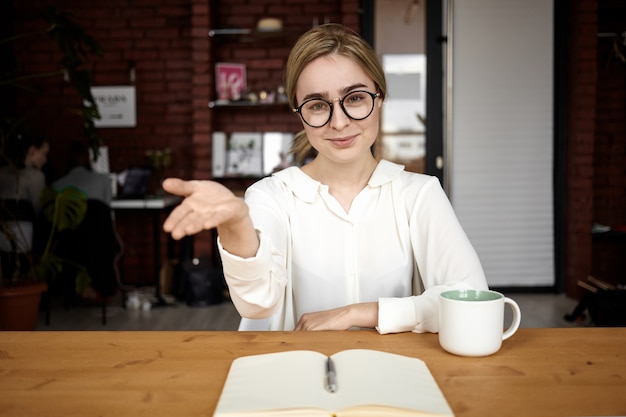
[298, 90, 376, 128]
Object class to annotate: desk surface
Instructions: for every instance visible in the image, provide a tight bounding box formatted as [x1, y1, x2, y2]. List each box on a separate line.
[1, 328, 625, 417]
[111, 194, 180, 209]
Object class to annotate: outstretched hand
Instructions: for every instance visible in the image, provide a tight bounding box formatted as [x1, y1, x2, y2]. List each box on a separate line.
[162, 178, 250, 241]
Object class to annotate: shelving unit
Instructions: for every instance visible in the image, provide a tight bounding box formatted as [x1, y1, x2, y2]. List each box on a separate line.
[208, 24, 300, 107]
[209, 28, 302, 39]
[207, 19, 303, 185]
[208, 100, 290, 109]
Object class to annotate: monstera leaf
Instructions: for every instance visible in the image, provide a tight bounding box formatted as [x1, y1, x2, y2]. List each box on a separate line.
[36, 186, 90, 293]
[40, 186, 87, 232]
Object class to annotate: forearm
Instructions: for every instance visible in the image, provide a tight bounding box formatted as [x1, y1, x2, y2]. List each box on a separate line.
[217, 214, 259, 259]
[295, 302, 379, 331]
[377, 280, 487, 335]
[218, 232, 287, 319]
[348, 302, 379, 329]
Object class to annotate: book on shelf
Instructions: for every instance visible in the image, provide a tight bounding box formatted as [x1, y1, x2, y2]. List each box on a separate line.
[225, 132, 263, 177]
[213, 349, 454, 417]
[215, 62, 246, 101]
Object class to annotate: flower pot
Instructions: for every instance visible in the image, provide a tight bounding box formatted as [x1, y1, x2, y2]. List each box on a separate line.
[0, 282, 47, 331]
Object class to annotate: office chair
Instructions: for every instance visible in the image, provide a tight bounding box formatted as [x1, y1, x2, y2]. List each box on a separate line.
[34, 199, 121, 325]
[0, 199, 36, 280]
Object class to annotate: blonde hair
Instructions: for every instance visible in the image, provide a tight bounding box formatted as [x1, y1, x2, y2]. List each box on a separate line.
[284, 24, 387, 164]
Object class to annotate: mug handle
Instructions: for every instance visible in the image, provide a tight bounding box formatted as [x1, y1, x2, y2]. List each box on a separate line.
[502, 297, 522, 340]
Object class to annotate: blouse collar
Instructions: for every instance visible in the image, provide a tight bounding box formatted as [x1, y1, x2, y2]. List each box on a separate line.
[272, 159, 404, 203]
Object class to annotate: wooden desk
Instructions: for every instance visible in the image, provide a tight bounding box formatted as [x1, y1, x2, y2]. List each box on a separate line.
[1, 328, 625, 417]
[110, 195, 181, 210]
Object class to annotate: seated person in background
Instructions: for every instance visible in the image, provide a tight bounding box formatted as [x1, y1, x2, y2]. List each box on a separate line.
[53, 141, 112, 205]
[44, 141, 118, 302]
[0, 134, 49, 214]
[163, 24, 488, 333]
[0, 134, 49, 277]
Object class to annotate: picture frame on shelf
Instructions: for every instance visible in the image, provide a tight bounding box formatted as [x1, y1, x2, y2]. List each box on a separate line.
[212, 132, 227, 178]
[215, 63, 247, 102]
[226, 132, 263, 177]
[262, 132, 294, 175]
[90, 86, 137, 128]
[213, 132, 295, 178]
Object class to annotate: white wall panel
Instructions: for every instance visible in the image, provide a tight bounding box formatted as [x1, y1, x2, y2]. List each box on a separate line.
[449, 0, 554, 287]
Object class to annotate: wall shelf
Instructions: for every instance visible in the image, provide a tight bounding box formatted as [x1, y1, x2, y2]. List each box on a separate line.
[209, 28, 301, 36]
[208, 100, 289, 109]
[208, 28, 301, 42]
[209, 28, 251, 36]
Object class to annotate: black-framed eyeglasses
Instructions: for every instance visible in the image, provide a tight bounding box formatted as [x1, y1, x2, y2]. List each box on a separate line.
[292, 90, 380, 128]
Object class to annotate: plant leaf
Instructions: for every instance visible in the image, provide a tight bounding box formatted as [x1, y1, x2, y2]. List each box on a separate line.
[41, 186, 87, 231]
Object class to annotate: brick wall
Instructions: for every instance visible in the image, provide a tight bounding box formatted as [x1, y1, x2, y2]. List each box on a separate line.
[7, 1, 624, 295]
[564, 0, 597, 297]
[10, 0, 197, 286]
[194, 0, 360, 256]
[590, 0, 626, 289]
[566, 0, 626, 297]
[8, 0, 360, 287]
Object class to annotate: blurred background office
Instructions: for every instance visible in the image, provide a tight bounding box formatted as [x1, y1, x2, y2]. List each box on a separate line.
[1, 1, 623, 329]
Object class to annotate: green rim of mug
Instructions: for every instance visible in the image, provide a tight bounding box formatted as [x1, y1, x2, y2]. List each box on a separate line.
[440, 289, 502, 302]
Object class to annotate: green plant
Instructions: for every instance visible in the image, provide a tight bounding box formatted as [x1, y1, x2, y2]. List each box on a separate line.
[35, 186, 91, 293]
[1, 6, 102, 287]
[1, 5, 104, 159]
[0, 186, 91, 292]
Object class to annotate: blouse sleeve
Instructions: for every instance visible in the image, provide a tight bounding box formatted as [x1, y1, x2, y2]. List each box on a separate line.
[217, 179, 290, 320]
[377, 177, 488, 334]
[218, 231, 287, 319]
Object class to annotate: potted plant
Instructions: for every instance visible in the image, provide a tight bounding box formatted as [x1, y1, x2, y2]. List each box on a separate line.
[0, 6, 102, 330]
[1, 6, 103, 150]
[0, 186, 89, 330]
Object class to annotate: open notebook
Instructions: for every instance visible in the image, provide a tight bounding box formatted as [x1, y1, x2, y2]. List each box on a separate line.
[213, 349, 454, 417]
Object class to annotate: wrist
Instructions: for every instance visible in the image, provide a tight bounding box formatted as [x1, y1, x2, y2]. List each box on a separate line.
[348, 302, 379, 329]
[217, 214, 259, 258]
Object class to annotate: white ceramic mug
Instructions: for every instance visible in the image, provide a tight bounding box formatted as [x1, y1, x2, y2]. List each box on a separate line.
[438, 289, 521, 357]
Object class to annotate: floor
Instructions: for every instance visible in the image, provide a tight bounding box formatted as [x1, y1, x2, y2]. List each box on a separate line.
[35, 288, 584, 331]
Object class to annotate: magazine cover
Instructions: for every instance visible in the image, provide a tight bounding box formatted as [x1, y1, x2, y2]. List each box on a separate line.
[215, 63, 246, 101]
[226, 132, 263, 176]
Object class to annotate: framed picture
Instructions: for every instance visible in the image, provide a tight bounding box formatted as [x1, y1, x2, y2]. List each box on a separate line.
[262, 132, 294, 175]
[90, 86, 137, 128]
[381, 54, 426, 134]
[212, 132, 227, 178]
[226, 132, 263, 177]
[215, 63, 247, 101]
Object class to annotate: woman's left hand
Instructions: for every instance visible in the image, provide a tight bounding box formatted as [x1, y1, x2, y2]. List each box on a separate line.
[295, 302, 378, 331]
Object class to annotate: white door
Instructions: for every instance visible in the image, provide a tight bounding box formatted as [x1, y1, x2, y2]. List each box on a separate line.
[447, 0, 555, 287]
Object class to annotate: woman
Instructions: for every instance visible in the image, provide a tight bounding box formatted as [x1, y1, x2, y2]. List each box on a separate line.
[163, 24, 488, 333]
[0, 134, 49, 214]
[53, 141, 112, 205]
[0, 134, 49, 275]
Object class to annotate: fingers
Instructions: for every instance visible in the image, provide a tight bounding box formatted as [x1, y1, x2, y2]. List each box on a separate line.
[162, 177, 194, 196]
[295, 312, 333, 331]
[162, 179, 209, 237]
[295, 305, 370, 331]
[163, 204, 195, 239]
[294, 317, 309, 331]
[162, 181, 203, 238]
[163, 203, 218, 239]
[162, 180, 239, 239]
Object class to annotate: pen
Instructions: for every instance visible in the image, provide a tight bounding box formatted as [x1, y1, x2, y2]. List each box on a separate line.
[325, 357, 337, 393]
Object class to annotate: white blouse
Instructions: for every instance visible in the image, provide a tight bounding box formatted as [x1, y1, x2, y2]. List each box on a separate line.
[218, 160, 488, 334]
